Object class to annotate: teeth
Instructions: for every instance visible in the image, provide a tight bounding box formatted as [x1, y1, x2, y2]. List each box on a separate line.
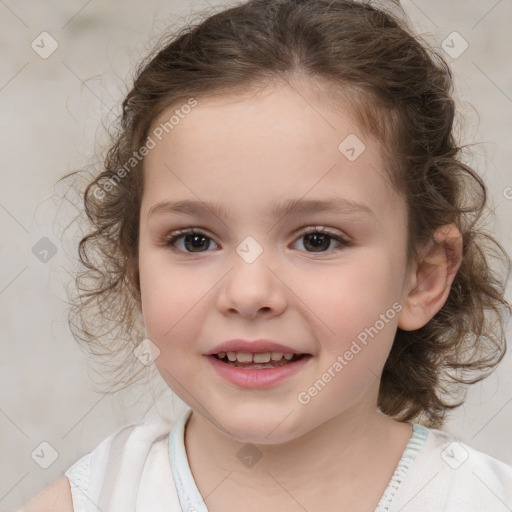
[236, 352, 253, 363]
[218, 351, 298, 363]
[253, 352, 271, 363]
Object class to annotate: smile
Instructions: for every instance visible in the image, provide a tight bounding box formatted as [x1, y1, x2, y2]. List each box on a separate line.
[205, 353, 312, 388]
[214, 350, 304, 368]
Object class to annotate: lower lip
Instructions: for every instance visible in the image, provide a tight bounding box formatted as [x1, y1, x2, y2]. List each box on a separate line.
[205, 355, 312, 388]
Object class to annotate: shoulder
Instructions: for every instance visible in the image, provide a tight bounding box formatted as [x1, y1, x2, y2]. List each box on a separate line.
[392, 425, 512, 511]
[20, 407, 187, 512]
[69, 414, 177, 510]
[433, 429, 512, 507]
[425, 427, 512, 478]
[19, 415, 173, 512]
[20, 475, 73, 512]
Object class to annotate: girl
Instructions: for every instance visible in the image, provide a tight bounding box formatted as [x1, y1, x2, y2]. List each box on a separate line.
[21, 0, 512, 511]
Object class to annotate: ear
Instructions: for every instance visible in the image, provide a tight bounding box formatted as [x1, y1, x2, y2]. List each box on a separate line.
[398, 224, 463, 331]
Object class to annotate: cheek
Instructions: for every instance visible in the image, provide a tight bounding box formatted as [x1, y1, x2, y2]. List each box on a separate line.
[139, 253, 194, 345]
[300, 249, 403, 356]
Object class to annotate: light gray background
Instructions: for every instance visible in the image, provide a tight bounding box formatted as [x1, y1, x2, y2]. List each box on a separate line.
[1, 1, 511, 510]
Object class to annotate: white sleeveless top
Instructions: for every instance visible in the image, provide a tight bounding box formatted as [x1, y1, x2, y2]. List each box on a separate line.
[64, 407, 512, 511]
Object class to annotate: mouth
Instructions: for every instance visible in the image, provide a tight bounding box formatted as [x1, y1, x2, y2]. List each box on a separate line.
[210, 351, 309, 369]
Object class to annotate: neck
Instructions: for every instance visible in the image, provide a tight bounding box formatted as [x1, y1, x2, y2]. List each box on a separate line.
[183, 398, 409, 502]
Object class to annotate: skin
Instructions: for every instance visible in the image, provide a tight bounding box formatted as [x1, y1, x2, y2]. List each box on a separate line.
[137, 79, 462, 511]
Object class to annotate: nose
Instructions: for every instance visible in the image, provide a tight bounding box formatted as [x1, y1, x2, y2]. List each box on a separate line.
[216, 249, 287, 320]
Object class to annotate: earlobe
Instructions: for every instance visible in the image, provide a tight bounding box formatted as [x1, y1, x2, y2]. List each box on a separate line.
[398, 224, 463, 331]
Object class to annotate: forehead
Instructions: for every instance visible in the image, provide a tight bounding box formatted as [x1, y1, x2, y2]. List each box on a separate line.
[141, 81, 403, 225]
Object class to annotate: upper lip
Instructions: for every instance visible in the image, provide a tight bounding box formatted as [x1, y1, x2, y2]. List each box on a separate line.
[205, 339, 308, 356]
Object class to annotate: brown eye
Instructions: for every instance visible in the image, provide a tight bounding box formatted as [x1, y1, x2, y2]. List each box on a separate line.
[164, 229, 219, 253]
[294, 227, 350, 253]
[303, 232, 332, 252]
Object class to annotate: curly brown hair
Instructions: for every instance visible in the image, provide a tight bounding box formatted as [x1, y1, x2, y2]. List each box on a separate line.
[59, 0, 511, 428]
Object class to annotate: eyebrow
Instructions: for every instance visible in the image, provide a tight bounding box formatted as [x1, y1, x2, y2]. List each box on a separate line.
[147, 197, 376, 222]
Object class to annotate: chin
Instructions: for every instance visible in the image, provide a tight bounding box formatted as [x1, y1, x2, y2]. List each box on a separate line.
[214, 409, 304, 446]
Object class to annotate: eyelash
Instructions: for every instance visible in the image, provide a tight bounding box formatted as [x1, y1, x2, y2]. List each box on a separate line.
[160, 226, 352, 255]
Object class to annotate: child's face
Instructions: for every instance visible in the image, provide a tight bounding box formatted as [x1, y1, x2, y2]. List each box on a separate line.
[138, 81, 414, 443]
